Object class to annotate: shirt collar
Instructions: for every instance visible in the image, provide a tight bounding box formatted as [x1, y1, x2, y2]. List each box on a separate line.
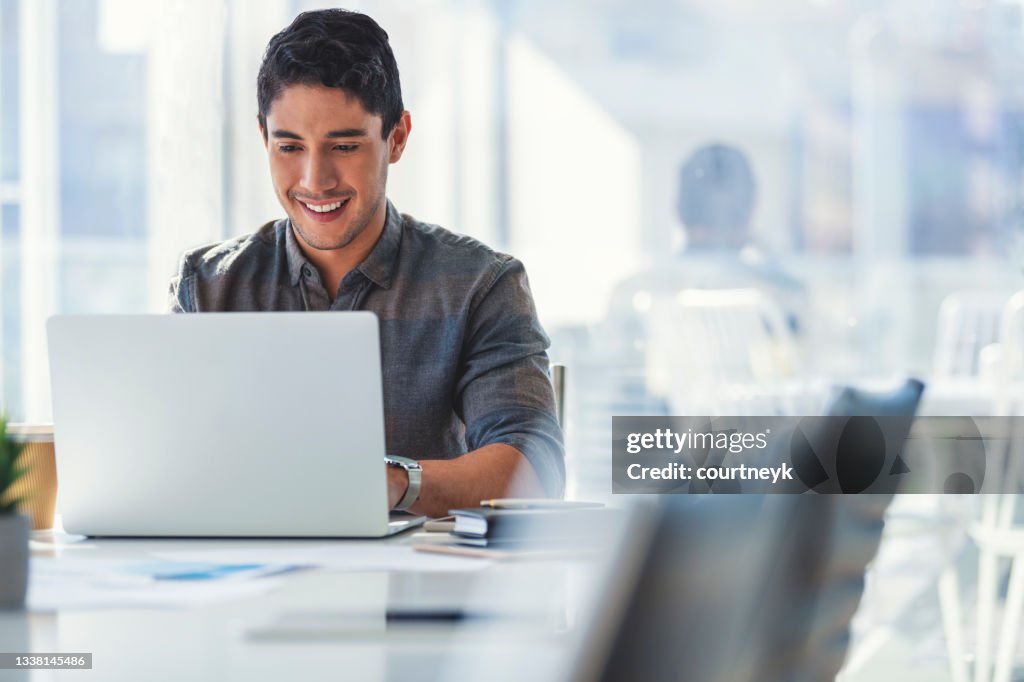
[284, 200, 402, 290]
[356, 200, 402, 290]
[285, 219, 309, 287]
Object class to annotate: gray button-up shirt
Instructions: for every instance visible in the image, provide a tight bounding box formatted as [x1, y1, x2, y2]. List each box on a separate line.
[167, 201, 564, 495]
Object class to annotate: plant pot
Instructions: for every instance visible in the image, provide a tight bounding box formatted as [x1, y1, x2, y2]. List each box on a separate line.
[0, 514, 29, 609]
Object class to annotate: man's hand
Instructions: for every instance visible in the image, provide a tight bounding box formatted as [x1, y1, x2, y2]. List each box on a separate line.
[387, 465, 409, 509]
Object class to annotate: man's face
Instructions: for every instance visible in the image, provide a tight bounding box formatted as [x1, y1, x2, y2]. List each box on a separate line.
[261, 84, 410, 252]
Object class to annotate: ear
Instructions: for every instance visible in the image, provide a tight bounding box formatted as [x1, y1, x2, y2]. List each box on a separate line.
[388, 111, 412, 163]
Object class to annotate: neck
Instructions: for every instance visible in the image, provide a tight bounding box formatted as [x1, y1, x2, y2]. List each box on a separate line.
[295, 202, 387, 299]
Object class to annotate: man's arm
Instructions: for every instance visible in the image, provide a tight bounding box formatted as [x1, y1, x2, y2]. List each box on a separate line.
[387, 443, 545, 517]
[388, 257, 564, 517]
[166, 256, 194, 313]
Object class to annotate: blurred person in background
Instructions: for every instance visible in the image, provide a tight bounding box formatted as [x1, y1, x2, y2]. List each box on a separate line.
[592, 143, 809, 417]
[608, 142, 806, 335]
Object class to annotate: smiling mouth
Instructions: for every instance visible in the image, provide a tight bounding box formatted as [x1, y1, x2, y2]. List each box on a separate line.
[296, 198, 350, 220]
[303, 200, 344, 212]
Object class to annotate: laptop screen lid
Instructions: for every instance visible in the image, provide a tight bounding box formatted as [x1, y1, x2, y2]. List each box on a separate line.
[47, 312, 391, 537]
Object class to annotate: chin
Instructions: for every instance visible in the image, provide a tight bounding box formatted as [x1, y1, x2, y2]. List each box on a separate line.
[295, 221, 362, 251]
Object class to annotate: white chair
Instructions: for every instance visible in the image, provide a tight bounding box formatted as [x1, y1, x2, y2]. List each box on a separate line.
[975, 292, 1024, 682]
[644, 288, 803, 416]
[940, 291, 1024, 682]
[933, 292, 1009, 384]
[994, 291, 1024, 415]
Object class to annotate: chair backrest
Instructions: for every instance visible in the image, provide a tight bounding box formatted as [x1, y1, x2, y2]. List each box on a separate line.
[996, 291, 1024, 389]
[987, 292, 1024, 525]
[550, 363, 566, 427]
[567, 379, 923, 682]
[645, 288, 800, 414]
[564, 494, 895, 682]
[933, 291, 1009, 382]
[827, 378, 925, 419]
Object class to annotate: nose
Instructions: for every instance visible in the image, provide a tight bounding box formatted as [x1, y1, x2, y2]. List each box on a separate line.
[300, 149, 339, 195]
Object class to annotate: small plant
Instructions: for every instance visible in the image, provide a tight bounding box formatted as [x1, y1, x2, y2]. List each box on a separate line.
[0, 416, 28, 515]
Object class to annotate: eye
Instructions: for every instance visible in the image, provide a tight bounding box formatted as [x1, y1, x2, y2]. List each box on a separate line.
[334, 144, 359, 152]
[277, 145, 300, 153]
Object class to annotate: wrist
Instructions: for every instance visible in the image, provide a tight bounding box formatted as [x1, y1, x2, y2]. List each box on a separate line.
[385, 456, 422, 511]
[388, 467, 409, 507]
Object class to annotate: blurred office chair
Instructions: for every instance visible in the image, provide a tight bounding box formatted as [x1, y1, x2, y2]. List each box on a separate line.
[943, 454, 1024, 682]
[934, 290, 1024, 682]
[550, 363, 566, 427]
[994, 290, 1024, 414]
[826, 379, 924, 422]
[645, 288, 803, 415]
[565, 495, 895, 682]
[943, 290, 1024, 682]
[932, 292, 1009, 384]
[565, 379, 923, 682]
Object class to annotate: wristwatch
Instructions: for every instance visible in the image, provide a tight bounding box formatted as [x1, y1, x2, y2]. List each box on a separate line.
[385, 456, 423, 511]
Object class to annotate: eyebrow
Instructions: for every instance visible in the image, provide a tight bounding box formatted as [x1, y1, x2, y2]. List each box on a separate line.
[270, 128, 369, 140]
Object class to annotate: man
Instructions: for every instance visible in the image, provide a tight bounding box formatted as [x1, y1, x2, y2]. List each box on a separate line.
[609, 143, 805, 328]
[167, 9, 563, 517]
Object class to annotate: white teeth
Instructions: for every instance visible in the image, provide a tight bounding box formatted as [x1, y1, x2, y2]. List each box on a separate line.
[303, 201, 343, 213]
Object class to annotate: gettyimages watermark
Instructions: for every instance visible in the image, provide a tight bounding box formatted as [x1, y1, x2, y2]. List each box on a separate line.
[612, 416, 1014, 494]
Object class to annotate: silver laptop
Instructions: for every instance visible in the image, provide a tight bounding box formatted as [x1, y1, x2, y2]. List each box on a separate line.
[47, 313, 422, 537]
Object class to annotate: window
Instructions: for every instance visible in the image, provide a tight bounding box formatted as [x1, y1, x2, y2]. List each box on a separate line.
[2, 0, 1021, 496]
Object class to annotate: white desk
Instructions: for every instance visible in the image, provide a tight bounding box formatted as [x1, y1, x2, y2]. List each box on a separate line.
[1, 529, 592, 682]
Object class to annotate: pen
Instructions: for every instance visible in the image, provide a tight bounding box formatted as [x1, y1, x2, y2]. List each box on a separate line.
[386, 609, 479, 622]
[479, 499, 604, 510]
[413, 543, 599, 561]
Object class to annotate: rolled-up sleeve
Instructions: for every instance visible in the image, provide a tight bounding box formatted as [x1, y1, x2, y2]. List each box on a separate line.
[455, 257, 565, 497]
[166, 255, 195, 313]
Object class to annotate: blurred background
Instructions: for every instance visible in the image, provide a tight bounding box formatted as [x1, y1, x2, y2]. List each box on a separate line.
[4, 1, 1024, 678]
[4, 0, 1024, 492]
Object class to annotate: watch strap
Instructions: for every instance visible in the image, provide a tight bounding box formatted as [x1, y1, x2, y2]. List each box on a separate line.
[386, 456, 423, 511]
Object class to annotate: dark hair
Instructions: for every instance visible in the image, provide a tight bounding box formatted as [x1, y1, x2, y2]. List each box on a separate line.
[677, 143, 756, 241]
[257, 9, 403, 140]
